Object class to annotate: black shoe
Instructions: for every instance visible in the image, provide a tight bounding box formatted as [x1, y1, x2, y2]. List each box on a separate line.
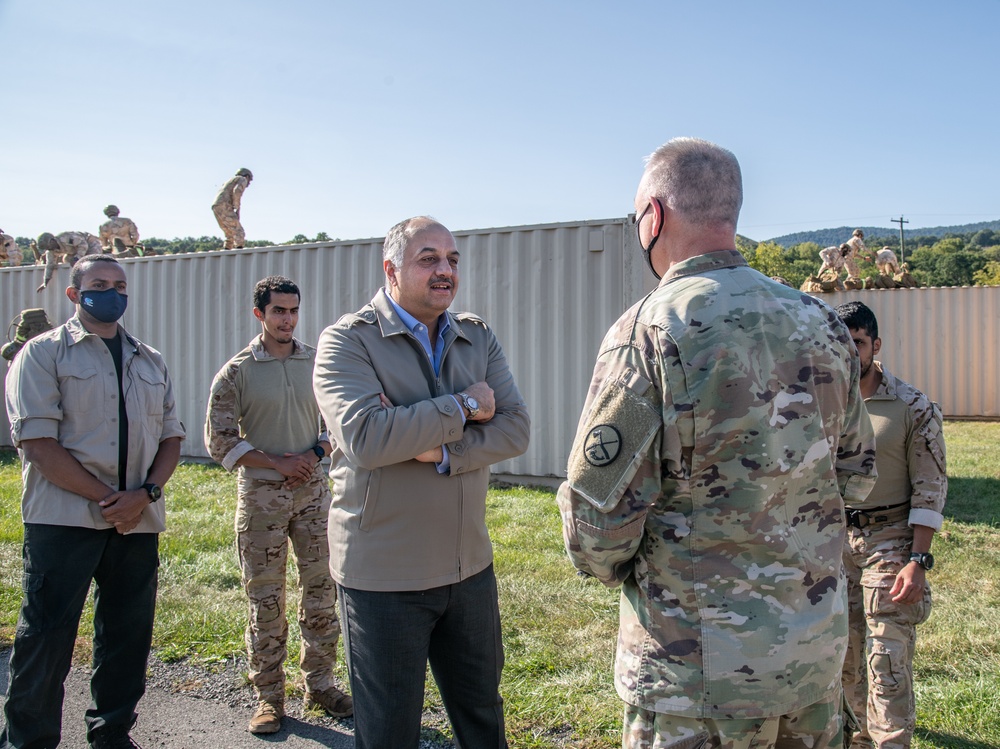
[89, 723, 143, 749]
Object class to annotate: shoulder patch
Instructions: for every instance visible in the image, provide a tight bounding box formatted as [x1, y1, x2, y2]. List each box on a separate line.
[584, 425, 622, 466]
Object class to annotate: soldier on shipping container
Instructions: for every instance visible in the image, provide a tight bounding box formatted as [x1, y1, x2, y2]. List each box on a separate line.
[871, 246, 901, 277]
[558, 137, 877, 749]
[1, 230, 22, 266]
[35, 231, 105, 292]
[836, 301, 946, 749]
[205, 276, 351, 735]
[817, 244, 848, 278]
[844, 228, 867, 280]
[212, 168, 253, 249]
[99, 205, 141, 258]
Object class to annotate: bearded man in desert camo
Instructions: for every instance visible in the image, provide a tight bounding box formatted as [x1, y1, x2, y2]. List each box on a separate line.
[557, 137, 877, 749]
[205, 276, 351, 735]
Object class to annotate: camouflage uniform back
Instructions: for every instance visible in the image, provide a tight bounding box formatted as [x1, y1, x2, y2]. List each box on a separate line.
[559, 251, 876, 743]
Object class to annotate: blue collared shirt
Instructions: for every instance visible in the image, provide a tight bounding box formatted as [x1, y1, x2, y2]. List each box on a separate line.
[385, 293, 464, 472]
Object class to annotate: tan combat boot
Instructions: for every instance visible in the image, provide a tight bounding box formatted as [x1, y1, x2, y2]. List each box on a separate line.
[304, 686, 354, 718]
[248, 700, 284, 734]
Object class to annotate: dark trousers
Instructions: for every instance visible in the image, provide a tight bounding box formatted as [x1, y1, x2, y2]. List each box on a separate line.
[1, 524, 159, 749]
[338, 565, 507, 749]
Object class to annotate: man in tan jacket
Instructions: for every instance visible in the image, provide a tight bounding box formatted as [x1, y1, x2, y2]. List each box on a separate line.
[313, 216, 530, 749]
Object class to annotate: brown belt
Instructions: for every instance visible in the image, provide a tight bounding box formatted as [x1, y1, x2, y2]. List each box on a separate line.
[844, 501, 910, 530]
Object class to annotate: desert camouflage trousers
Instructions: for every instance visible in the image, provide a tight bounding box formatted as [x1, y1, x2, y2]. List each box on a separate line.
[844, 257, 861, 279]
[843, 518, 932, 749]
[236, 471, 340, 703]
[212, 204, 245, 249]
[623, 685, 843, 749]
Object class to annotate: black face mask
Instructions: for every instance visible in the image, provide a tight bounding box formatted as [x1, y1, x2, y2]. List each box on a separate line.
[636, 199, 663, 280]
[80, 288, 128, 323]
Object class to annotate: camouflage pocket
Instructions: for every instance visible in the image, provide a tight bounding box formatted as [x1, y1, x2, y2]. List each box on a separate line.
[566, 369, 661, 512]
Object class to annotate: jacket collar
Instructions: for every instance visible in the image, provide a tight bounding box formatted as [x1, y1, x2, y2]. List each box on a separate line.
[65, 314, 135, 349]
[371, 288, 471, 343]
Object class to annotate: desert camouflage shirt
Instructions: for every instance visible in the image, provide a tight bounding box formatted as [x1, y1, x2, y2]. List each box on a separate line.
[99, 216, 140, 249]
[855, 361, 947, 529]
[1, 233, 20, 264]
[212, 175, 249, 213]
[845, 235, 866, 259]
[557, 250, 877, 719]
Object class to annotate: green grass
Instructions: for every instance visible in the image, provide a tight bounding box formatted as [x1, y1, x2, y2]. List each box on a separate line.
[2, 421, 999, 747]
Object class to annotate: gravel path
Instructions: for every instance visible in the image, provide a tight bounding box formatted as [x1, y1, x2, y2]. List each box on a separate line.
[0, 649, 455, 748]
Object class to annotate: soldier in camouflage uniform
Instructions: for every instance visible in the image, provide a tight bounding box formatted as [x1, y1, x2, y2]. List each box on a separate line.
[205, 276, 351, 735]
[843, 229, 867, 280]
[34, 231, 104, 292]
[835, 302, 947, 749]
[212, 168, 253, 249]
[558, 138, 877, 749]
[1, 230, 22, 266]
[99, 205, 141, 258]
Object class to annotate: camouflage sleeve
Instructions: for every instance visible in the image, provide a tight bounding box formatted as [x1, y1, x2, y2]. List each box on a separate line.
[232, 180, 246, 214]
[128, 219, 139, 244]
[906, 396, 947, 529]
[557, 332, 664, 587]
[204, 361, 252, 470]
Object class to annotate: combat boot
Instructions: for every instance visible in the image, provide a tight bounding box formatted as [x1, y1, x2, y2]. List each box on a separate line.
[248, 700, 284, 734]
[304, 686, 354, 718]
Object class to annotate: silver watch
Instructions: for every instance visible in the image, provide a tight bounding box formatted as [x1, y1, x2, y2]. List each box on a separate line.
[458, 392, 480, 419]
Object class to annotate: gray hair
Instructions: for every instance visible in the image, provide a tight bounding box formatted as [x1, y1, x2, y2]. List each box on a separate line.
[382, 215, 441, 274]
[642, 137, 742, 229]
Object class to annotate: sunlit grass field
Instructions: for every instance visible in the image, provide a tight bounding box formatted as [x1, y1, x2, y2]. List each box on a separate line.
[1, 420, 997, 747]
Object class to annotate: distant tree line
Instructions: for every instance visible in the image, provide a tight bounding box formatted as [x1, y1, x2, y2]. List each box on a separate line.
[738, 228, 1000, 289]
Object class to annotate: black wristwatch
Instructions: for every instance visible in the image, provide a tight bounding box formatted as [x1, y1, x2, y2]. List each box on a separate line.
[909, 552, 934, 570]
[142, 482, 162, 503]
[311, 444, 326, 462]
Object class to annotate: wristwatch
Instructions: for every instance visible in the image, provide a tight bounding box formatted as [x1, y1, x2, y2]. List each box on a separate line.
[909, 552, 934, 570]
[142, 482, 162, 503]
[458, 392, 480, 419]
[311, 444, 326, 462]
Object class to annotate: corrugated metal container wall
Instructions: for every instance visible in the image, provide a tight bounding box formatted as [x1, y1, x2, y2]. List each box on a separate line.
[1, 219, 635, 482]
[817, 287, 1000, 417]
[7, 230, 996, 481]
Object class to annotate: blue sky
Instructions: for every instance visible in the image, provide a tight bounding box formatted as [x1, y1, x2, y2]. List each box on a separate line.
[2, 1, 997, 244]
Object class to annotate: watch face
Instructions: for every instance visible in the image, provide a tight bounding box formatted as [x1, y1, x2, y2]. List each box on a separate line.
[922, 553, 934, 570]
[145, 484, 162, 501]
[467, 396, 479, 410]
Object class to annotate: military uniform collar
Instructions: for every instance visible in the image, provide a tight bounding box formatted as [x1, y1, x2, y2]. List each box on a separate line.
[867, 361, 899, 401]
[659, 249, 748, 285]
[249, 334, 310, 361]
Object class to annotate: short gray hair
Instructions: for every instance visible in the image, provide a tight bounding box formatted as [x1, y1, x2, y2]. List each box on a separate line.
[642, 137, 742, 229]
[382, 215, 441, 271]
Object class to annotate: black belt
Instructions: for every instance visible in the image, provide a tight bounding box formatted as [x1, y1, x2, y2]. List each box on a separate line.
[844, 501, 909, 530]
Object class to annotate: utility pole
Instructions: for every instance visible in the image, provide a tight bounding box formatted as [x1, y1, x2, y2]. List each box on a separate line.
[890, 216, 909, 263]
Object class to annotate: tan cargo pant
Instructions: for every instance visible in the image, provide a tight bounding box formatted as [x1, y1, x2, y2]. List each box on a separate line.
[212, 204, 245, 249]
[236, 470, 340, 703]
[622, 686, 843, 749]
[843, 516, 931, 749]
